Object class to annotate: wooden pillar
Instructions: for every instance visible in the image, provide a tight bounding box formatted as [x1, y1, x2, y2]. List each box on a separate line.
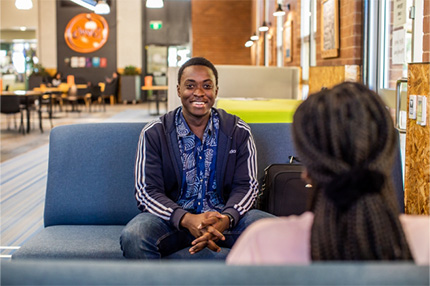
[404, 63, 430, 214]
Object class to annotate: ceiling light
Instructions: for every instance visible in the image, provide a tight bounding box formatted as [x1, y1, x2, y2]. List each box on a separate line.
[273, 4, 286, 17]
[259, 21, 269, 32]
[250, 33, 259, 41]
[95, 0, 110, 14]
[15, 0, 33, 10]
[146, 0, 164, 8]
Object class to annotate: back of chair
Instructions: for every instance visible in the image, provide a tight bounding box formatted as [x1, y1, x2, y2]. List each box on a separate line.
[249, 123, 405, 213]
[103, 78, 119, 96]
[1, 95, 21, 114]
[44, 123, 146, 227]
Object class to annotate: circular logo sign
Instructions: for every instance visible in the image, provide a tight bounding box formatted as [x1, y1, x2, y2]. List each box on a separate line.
[64, 13, 109, 53]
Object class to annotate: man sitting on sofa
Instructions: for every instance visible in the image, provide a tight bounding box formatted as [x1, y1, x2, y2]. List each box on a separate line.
[120, 57, 273, 259]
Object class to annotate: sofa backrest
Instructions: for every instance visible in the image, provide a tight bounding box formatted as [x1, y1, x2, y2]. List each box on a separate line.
[44, 122, 405, 227]
[249, 123, 404, 213]
[248, 123, 298, 182]
[2, 261, 428, 285]
[44, 123, 145, 227]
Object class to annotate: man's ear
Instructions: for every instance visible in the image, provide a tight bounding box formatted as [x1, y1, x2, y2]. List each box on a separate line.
[177, 84, 180, 97]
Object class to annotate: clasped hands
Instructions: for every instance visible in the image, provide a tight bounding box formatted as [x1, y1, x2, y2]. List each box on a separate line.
[180, 211, 230, 254]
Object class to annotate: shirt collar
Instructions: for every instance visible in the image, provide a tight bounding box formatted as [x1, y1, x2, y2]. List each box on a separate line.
[175, 107, 214, 138]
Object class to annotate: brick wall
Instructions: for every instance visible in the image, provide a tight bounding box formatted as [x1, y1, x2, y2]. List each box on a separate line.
[191, 0, 252, 65]
[280, 0, 301, 67]
[263, 0, 363, 67]
[424, 0, 430, 62]
[316, 0, 363, 66]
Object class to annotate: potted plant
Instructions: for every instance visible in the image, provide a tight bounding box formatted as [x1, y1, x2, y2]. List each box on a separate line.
[121, 65, 141, 103]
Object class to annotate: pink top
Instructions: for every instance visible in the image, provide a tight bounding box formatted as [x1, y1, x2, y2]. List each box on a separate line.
[226, 212, 429, 265]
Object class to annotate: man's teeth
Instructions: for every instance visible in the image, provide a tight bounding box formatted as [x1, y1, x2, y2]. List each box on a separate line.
[193, 102, 204, 105]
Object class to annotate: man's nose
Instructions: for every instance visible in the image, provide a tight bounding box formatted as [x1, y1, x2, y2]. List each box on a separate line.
[193, 86, 205, 96]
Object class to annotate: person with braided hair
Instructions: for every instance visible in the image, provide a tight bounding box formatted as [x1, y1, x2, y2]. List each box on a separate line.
[227, 82, 429, 265]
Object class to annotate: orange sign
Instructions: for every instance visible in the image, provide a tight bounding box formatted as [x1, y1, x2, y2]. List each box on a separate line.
[64, 13, 109, 53]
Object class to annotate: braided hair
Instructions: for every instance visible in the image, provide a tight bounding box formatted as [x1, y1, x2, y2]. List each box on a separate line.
[292, 82, 413, 261]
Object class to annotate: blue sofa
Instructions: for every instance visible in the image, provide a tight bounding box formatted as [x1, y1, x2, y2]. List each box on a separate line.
[12, 122, 405, 260]
[7, 122, 423, 285]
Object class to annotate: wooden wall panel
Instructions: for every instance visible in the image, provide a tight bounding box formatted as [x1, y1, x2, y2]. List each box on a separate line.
[405, 63, 430, 214]
[308, 65, 361, 94]
[309, 66, 345, 93]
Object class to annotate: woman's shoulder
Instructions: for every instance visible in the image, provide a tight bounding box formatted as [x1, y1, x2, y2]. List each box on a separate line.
[226, 212, 314, 265]
[399, 214, 430, 265]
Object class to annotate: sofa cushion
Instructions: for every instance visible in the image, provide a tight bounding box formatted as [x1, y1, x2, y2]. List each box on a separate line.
[12, 225, 230, 260]
[12, 225, 126, 259]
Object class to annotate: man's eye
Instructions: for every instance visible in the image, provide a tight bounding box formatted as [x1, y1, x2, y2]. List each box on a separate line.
[204, 84, 213, 89]
[186, 84, 195, 89]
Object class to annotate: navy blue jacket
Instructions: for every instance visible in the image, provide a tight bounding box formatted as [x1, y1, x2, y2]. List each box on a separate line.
[134, 107, 258, 230]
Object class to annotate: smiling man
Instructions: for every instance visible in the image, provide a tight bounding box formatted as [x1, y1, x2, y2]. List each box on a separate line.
[120, 57, 273, 259]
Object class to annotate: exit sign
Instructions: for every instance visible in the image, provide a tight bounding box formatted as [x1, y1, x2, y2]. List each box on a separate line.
[149, 21, 163, 30]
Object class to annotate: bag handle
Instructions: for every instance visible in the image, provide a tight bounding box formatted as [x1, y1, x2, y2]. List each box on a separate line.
[288, 156, 301, 164]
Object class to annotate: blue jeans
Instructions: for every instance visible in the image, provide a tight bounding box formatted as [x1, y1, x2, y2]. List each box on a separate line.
[120, 209, 274, 259]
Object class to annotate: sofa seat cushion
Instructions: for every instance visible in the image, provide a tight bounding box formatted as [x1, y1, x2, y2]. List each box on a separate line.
[12, 225, 125, 260]
[12, 225, 230, 260]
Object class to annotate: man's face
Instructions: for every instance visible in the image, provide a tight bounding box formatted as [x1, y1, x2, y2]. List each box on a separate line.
[177, 65, 218, 121]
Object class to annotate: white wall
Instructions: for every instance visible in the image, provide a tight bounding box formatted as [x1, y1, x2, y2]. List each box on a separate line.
[0, 0, 38, 30]
[0, 0, 56, 69]
[117, 0, 142, 69]
[37, 0, 56, 69]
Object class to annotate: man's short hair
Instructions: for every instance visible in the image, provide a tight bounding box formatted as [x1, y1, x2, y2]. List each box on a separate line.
[177, 57, 218, 85]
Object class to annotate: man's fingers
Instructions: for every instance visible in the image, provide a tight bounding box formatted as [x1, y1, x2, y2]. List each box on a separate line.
[198, 217, 219, 229]
[206, 225, 225, 241]
[191, 234, 209, 245]
[189, 239, 221, 254]
[206, 239, 221, 252]
[189, 241, 207, 254]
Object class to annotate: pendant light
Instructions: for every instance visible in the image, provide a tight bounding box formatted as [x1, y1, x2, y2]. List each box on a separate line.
[15, 0, 33, 10]
[146, 0, 164, 8]
[95, 0, 110, 14]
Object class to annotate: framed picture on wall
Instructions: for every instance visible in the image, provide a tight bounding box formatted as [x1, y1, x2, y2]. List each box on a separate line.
[321, 0, 339, 58]
[283, 20, 293, 63]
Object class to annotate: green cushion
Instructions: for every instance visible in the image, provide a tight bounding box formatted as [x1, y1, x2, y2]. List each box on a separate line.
[216, 98, 302, 123]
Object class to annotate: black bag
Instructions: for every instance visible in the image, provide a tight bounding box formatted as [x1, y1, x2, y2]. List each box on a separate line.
[256, 157, 315, 216]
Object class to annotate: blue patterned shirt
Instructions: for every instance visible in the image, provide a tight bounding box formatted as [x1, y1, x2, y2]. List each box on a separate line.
[175, 108, 224, 213]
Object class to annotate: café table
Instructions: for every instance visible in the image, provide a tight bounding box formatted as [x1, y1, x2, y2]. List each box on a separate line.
[0, 90, 44, 133]
[34, 86, 68, 119]
[141, 85, 168, 115]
